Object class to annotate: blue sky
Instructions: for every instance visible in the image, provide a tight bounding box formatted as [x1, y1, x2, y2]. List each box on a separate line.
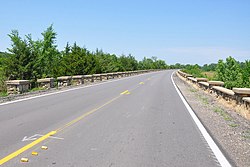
[1, 0, 249, 65]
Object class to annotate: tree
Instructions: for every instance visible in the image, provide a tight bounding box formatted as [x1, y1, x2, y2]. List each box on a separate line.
[60, 43, 87, 75]
[0, 52, 8, 92]
[202, 63, 217, 71]
[153, 59, 168, 69]
[216, 59, 225, 81]
[7, 30, 36, 80]
[216, 56, 243, 89]
[241, 60, 250, 87]
[182, 64, 205, 78]
[95, 49, 120, 73]
[169, 63, 185, 69]
[118, 54, 138, 71]
[1, 25, 171, 93]
[35, 25, 60, 78]
[138, 57, 155, 70]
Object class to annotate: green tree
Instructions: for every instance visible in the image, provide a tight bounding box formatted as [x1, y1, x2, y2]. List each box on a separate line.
[138, 57, 155, 70]
[0, 52, 8, 92]
[118, 54, 138, 71]
[36, 25, 60, 78]
[216, 59, 225, 81]
[216, 56, 243, 89]
[182, 64, 205, 77]
[7, 30, 36, 80]
[241, 60, 250, 87]
[169, 63, 185, 69]
[1, 25, 171, 92]
[95, 49, 120, 73]
[60, 43, 88, 75]
[202, 63, 217, 71]
[153, 59, 168, 69]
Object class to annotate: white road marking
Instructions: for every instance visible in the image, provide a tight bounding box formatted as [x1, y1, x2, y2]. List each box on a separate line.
[22, 134, 64, 142]
[22, 134, 40, 141]
[171, 72, 231, 167]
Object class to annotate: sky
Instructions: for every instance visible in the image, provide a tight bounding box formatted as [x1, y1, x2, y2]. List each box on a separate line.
[0, 0, 250, 65]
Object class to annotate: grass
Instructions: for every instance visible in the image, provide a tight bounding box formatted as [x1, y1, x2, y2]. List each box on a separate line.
[0, 91, 8, 97]
[228, 123, 239, 127]
[213, 107, 238, 128]
[202, 71, 216, 80]
[30, 87, 46, 92]
[189, 88, 197, 93]
[213, 107, 233, 121]
[197, 94, 209, 105]
[242, 130, 250, 139]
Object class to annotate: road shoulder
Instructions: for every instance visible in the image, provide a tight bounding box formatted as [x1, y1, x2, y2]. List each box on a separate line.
[173, 73, 250, 167]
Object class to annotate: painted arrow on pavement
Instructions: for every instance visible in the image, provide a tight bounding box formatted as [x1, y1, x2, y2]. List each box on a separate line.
[22, 134, 64, 141]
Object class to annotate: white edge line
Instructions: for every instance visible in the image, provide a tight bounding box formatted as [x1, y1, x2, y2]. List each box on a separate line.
[0, 72, 156, 106]
[171, 72, 231, 167]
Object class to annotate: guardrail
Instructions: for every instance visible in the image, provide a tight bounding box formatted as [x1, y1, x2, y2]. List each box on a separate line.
[177, 70, 250, 119]
[4, 70, 159, 95]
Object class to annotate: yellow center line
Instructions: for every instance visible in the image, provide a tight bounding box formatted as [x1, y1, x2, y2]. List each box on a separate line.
[120, 90, 129, 95]
[0, 131, 56, 165]
[56, 95, 121, 132]
[0, 91, 125, 165]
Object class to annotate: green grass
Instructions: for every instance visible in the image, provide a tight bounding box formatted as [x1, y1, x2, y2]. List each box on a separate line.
[213, 107, 233, 121]
[30, 87, 46, 92]
[197, 94, 209, 105]
[228, 123, 238, 127]
[242, 130, 250, 139]
[189, 88, 197, 93]
[0, 91, 8, 97]
[213, 107, 223, 113]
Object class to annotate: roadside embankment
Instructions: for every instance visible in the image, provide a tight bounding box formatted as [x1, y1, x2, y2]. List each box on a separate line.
[177, 70, 250, 120]
[174, 71, 250, 167]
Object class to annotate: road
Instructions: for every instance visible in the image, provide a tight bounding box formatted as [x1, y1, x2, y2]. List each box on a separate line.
[0, 70, 230, 166]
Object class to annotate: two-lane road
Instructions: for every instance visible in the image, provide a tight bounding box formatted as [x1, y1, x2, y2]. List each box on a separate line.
[0, 71, 231, 166]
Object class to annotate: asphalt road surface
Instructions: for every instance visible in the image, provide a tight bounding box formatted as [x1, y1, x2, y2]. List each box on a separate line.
[0, 71, 231, 167]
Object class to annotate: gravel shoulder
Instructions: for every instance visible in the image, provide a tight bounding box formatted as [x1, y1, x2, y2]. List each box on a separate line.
[173, 73, 250, 167]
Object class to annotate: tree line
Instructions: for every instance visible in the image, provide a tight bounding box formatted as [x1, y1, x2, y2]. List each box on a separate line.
[1, 25, 249, 92]
[0, 25, 168, 91]
[181, 56, 250, 89]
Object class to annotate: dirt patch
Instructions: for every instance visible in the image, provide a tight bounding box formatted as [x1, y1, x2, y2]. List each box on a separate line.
[173, 73, 250, 167]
